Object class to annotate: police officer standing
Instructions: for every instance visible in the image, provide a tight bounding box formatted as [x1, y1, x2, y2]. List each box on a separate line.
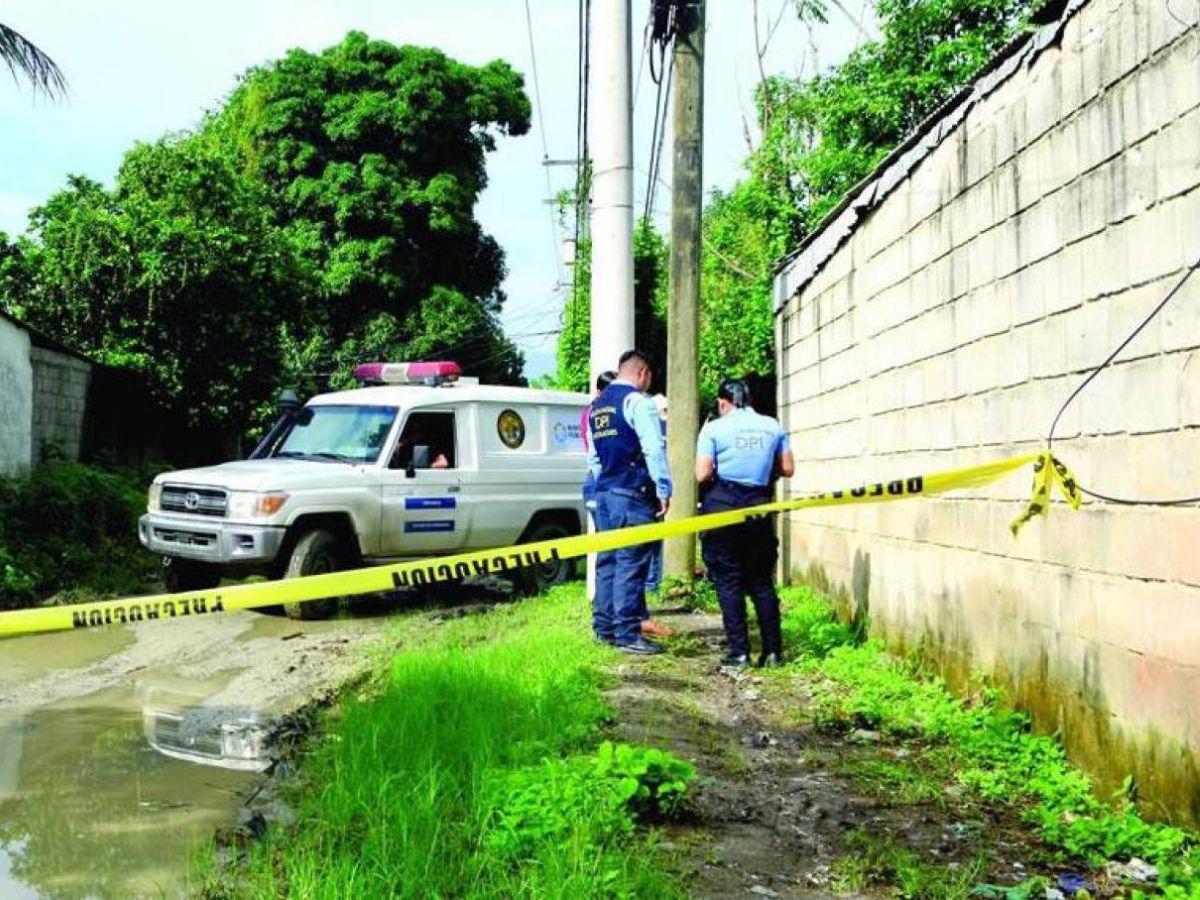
[695, 378, 795, 668]
[588, 350, 672, 655]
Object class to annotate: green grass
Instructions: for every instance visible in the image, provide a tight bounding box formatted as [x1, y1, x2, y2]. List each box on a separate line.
[197, 585, 689, 899]
[779, 585, 1200, 896]
[836, 756, 949, 808]
[832, 829, 987, 899]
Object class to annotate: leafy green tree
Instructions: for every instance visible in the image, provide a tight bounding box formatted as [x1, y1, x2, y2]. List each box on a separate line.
[1, 138, 301, 440]
[555, 221, 669, 393]
[687, 0, 1036, 404]
[760, 0, 1036, 229]
[210, 31, 530, 383]
[557, 0, 1034, 404]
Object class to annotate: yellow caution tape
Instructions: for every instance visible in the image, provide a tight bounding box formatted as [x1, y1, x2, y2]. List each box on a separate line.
[1010, 452, 1083, 536]
[0, 452, 1075, 639]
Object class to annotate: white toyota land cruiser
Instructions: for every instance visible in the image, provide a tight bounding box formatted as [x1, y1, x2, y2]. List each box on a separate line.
[139, 362, 588, 618]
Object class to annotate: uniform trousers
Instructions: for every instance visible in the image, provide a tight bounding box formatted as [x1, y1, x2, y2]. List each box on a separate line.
[700, 479, 782, 659]
[593, 487, 657, 644]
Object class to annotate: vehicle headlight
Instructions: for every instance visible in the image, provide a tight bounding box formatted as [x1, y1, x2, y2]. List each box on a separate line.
[227, 491, 289, 519]
[148, 483, 162, 512]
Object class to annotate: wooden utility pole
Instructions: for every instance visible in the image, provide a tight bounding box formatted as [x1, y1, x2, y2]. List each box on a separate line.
[664, 0, 704, 582]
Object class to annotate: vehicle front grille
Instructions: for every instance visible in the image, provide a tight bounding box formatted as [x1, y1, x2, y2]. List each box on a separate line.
[147, 712, 224, 758]
[160, 485, 228, 517]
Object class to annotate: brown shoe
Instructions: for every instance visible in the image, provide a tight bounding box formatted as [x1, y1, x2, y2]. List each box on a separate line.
[640, 619, 675, 638]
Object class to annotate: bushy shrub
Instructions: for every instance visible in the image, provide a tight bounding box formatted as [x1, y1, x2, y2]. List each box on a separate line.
[480, 741, 694, 874]
[0, 461, 157, 608]
[780, 585, 857, 658]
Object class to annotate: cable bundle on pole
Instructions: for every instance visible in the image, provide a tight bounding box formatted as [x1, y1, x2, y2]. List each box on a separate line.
[642, 0, 681, 223]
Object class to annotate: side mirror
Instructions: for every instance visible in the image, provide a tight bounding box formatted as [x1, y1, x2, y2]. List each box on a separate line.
[277, 389, 301, 414]
[406, 445, 431, 478]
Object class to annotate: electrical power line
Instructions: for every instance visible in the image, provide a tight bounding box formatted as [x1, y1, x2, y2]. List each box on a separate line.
[566, 0, 592, 338]
[1047, 255, 1200, 506]
[522, 0, 566, 291]
[643, 51, 674, 223]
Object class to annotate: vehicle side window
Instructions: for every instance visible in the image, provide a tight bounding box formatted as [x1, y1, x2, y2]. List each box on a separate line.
[390, 411, 456, 470]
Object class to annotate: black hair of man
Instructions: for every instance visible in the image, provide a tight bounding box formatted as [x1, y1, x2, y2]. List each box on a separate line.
[596, 370, 617, 391]
[717, 377, 751, 409]
[618, 349, 654, 372]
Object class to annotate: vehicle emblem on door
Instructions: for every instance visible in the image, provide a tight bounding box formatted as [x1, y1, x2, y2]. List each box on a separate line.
[497, 409, 526, 449]
[184, 491, 201, 511]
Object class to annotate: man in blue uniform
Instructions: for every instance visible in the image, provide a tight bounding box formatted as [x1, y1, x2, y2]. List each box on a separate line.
[581, 369, 617, 519]
[695, 378, 795, 668]
[588, 349, 672, 655]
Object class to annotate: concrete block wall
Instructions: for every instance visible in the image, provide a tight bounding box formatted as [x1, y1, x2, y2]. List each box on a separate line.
[0, 315, 33, 474]
[775, 0, 1200, 822]
[30, 347, 91, 464]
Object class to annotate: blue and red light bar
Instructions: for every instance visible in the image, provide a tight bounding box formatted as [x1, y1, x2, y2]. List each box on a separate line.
[353, 361, 462, 385]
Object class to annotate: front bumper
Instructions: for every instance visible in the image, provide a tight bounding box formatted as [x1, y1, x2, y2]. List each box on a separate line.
[138, 513, 285, 564]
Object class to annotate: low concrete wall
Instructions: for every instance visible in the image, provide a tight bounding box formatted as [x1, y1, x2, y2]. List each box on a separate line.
[0, 315, 33, 473]
[774, 0, 1200, 821]
[30, 346, 91, 464]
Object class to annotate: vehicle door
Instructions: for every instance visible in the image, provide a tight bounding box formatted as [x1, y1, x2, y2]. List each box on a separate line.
[379, 409, 468, 557]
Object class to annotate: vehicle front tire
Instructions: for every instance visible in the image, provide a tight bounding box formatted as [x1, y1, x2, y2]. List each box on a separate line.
[282, 529, 343, 620]
[163, 558, 221, 593]
[515, 521, 576, 596]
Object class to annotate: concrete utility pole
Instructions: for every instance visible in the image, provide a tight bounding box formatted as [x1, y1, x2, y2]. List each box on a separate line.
[587, 0, 634, 601]
[589, 0, 635, 381]
[664, 0, 705, 582]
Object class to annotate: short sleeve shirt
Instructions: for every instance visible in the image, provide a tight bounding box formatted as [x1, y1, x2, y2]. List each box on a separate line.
[696, 408, 790, 487]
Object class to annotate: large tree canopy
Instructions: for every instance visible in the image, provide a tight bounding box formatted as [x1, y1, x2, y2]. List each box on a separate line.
[1, 32, 532, 458]
[1, 139, 298, 438]
[209, 32, 530, 383]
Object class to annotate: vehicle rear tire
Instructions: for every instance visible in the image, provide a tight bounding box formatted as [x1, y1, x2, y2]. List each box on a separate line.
[163, 558, 221, 593]
[515, 521, 576, 595]
[282, 529, 342, 620]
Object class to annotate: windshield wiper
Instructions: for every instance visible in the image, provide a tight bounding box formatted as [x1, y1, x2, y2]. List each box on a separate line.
[275, 451, 357, 464]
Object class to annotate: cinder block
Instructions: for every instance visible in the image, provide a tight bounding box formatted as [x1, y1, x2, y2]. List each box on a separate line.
[1027, 62, 1064, 143]
[1014, 260, 1050, 326]
[1080, 28, 1105, 107]
[992, 218, 1020, 279]
[1138, 53, 1173, 136]
[1154, 106, 1200, 202]
[1164, 40, 1200, 121]
[1127, 196, 1186, 286]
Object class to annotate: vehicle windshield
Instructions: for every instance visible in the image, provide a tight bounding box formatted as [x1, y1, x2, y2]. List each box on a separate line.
[274, 405, 397, 464]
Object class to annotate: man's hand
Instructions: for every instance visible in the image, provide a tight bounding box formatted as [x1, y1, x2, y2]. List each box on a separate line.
[658, 498, 670, 518]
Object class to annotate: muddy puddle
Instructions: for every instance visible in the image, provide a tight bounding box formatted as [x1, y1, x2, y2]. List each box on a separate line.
[0, 684, 255, 899]
[0, 607, 398, 898]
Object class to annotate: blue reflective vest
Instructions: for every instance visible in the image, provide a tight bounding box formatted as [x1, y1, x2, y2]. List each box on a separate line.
[589, 383, 654, 496]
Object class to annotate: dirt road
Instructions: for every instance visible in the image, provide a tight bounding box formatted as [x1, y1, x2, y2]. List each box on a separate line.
[610, 607, 1052, 899]
[0, 604, 394, 713]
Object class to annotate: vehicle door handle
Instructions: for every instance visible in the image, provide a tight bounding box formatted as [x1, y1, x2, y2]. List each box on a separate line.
[447, 485, 461, 493]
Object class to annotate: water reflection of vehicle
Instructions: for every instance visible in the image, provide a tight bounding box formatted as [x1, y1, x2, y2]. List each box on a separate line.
[142, 702, 271, 773]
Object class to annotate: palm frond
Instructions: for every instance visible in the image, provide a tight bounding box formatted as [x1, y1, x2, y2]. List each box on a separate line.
[0, 22, 66, 98]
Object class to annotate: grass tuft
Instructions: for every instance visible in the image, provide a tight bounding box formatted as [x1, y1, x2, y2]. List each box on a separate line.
[199, 586, 689, 899]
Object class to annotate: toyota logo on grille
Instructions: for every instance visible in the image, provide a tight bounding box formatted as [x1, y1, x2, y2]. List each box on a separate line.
[183, 491, 201, 511]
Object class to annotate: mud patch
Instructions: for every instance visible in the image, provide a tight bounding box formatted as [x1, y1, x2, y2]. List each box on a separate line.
[605, 609, 1053, 899]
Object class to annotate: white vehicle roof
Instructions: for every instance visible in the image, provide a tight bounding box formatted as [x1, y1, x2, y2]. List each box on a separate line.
[306, 383, 588, 408]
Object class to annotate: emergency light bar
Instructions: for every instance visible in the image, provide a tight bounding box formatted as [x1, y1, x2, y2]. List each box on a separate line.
[353, 361, 463, 386]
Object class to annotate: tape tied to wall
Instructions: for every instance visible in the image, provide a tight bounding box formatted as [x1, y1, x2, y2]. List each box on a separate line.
[0, 452, 1080, 639]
